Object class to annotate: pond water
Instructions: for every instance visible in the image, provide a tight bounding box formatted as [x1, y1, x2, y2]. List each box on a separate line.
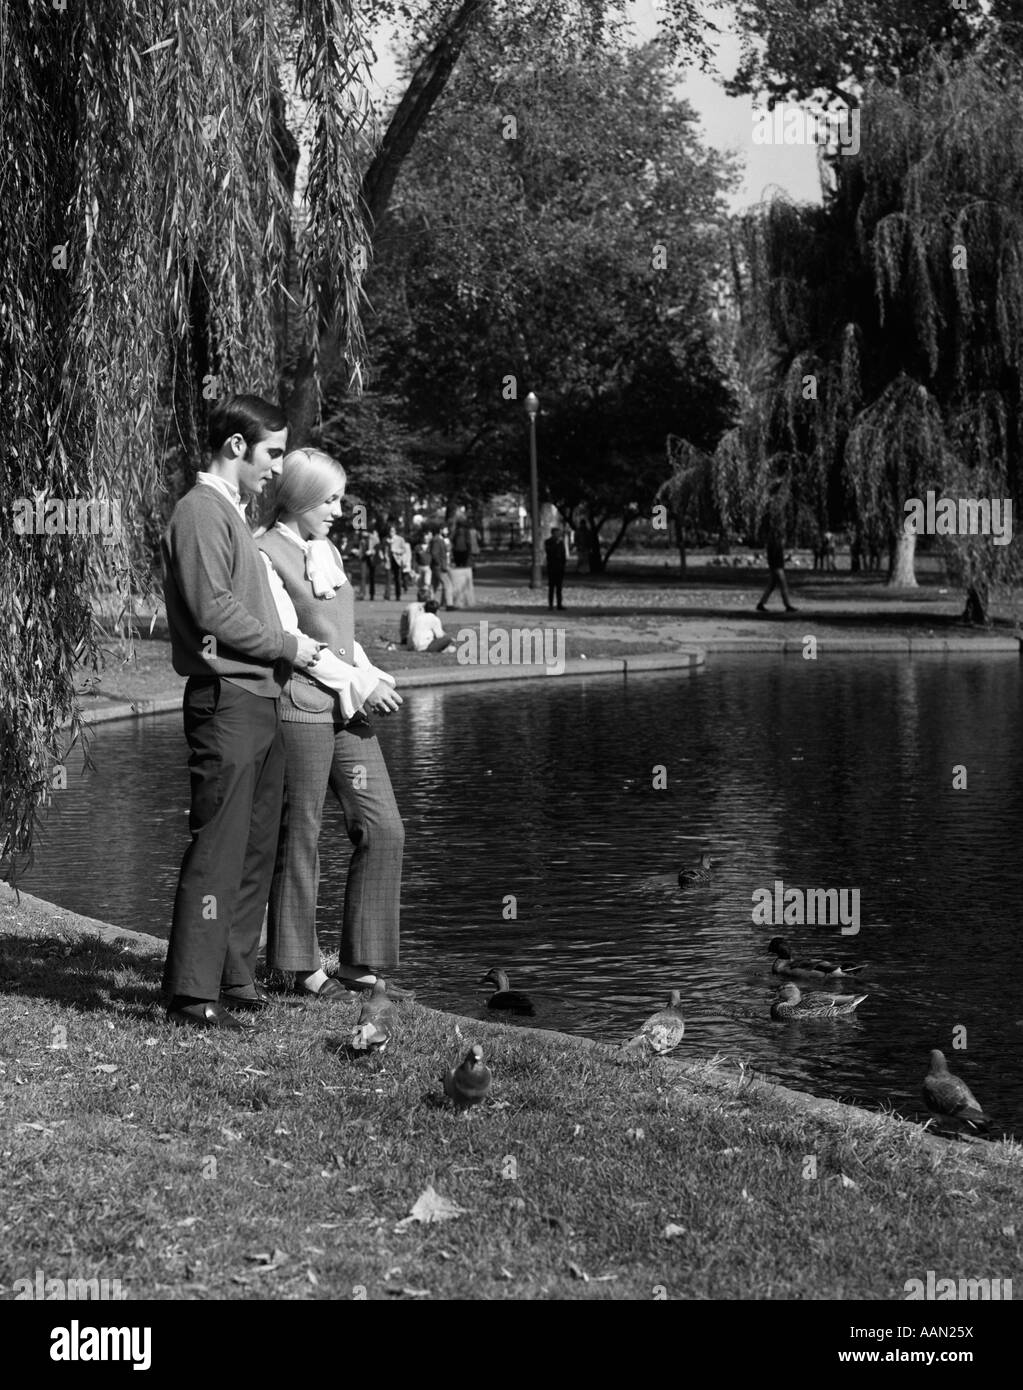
[21, 654, 1023, 1136]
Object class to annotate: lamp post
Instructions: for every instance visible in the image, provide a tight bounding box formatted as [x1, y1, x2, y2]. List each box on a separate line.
[524, 391, 541, 589]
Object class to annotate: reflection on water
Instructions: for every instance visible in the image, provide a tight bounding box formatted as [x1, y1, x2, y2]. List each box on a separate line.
[21, 655, 1023, 1135]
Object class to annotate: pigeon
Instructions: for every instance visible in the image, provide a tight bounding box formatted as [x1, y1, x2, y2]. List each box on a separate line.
[767, 937, 869, 980]
[624, 990, 686, 1054]
[481, 968, 535, 1016]
[922, 1049, 993, 1132]
[770, 982, 867, 1020]
[349, 978, 396, 1052]
[443, 1044, 492, 1108]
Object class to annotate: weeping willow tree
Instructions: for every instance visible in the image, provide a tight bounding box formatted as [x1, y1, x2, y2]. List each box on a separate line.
[717, 36, 1023, 614]
[0, 0, 371, 880]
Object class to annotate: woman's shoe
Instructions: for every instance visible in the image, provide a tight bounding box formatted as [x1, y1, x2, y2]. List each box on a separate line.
[306, 977, 360, 1002]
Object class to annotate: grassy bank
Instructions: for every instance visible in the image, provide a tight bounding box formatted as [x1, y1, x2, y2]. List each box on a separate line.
[1, 898, 1020, 1301]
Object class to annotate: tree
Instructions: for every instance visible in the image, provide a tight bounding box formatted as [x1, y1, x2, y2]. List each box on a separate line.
[360, 39, 737, 569]
[717, 40, 1023, 618]
[287, 0, 716, 439]
[719, 0, 1000, 108]
[0, 0, 371, 878]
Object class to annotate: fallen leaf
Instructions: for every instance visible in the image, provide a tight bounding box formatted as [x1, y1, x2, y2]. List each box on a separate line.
[394, 1185, 467, 1232]
[1002, 1224, 1016, 1238]
[567, 1261, 589, 1281]
[663, 1223, 687, 1238]
[176, 1217, 200, 1228]
[94, 1064, 118, 1074]
[839, 1173, 857, 1189]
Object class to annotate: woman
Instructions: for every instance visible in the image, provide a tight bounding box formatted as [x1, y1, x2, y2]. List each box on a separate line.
[257, 449, 407, 998]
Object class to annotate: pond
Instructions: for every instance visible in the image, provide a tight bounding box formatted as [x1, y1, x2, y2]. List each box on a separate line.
[21, 654, 1023, 1136]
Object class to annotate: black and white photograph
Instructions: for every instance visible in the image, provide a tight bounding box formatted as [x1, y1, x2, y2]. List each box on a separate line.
[1, 0, 1021, 1339]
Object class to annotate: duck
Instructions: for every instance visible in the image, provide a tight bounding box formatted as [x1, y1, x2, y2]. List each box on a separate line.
[922, 1050, 993, 1132]
[481, 968, 535, 1016]
[678, 853, 715, 888]
[443, 1044, 492, 1108]
[624, 990, 686, 1055]
[349, 979, 396, 1052]
[770, 982, 867, 1021]
[767, 936, 869, 980]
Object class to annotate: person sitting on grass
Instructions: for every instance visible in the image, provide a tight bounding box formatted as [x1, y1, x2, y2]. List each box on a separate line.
[400, 587, 428, 646]
[408, 598, 454, 653]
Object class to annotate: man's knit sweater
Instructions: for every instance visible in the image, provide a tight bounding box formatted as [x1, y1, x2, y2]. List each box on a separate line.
[162, 484, 298, 697]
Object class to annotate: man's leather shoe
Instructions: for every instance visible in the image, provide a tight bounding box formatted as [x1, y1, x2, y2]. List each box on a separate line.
[220, 983, 276, 1012]
[167, 1000, 254, 1031]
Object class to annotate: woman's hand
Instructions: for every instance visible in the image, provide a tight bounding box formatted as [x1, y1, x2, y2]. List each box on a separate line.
[364, 681, 403, 715]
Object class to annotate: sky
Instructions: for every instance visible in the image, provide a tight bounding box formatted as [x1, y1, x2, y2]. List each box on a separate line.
[363, 0, 824, 212]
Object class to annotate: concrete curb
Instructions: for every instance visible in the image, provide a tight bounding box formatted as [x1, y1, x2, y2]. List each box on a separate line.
[76, 650, 706, 725]
[2, 881, 1016, 1166]
[701, 635, 1020, 654]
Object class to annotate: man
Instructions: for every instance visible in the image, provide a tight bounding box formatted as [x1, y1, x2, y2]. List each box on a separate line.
[400, 587, 428, 646]
[450, 507, 471, 567]
[544, 525, 568, 611]
[161, 394, 321, 1030]
[429, 527, 450, 607]
[409, 598, 453, 653]
[756, 513, 798, 613]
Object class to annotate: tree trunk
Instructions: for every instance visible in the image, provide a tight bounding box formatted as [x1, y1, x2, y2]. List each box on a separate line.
[888, 529, 918, 587]
[676, 516, 687, 575]
[963, 584, 991, 626]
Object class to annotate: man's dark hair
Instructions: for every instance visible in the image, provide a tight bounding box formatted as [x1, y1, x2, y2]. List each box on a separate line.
[208, 394, 288, 454]
[424, 599, 439, 614]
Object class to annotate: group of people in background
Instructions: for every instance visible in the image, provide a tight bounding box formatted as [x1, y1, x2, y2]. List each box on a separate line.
[347, 511, 480, 607]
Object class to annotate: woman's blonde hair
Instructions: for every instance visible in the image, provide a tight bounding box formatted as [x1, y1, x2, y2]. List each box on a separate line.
[273, 447, 346, 519]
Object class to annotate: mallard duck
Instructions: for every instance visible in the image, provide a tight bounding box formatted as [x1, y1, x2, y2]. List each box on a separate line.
[922, 1050, 993, 1132]
[678, 853, 715, 888]
[624, 990, 686, 1055]
[349, 979, 396, 1052]
[481, 968, 535, 1016]
[443, 1044, 492, 1108]
[767, 936, 868, 980]
[770, 982, 867, 1020]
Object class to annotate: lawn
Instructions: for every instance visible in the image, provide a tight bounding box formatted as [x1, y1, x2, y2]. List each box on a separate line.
[1, 899, 1020, 1302]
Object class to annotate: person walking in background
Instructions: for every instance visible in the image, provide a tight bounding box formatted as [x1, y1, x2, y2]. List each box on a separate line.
[356, 524, 377, 600]
[756, 510, 798, 613]
[385, 521, 407, 600]
[429, 526, 450, 607]
[544, 524, 568, 611]
[257, 449, 408, 998]
[161, 393, 322, 1030]
[376, 522, 393, 599]
[468, 519, 481, 571]
[409, 598, 454, 653]
[450, 507, 471, 567]
[413, 529, 432, 592]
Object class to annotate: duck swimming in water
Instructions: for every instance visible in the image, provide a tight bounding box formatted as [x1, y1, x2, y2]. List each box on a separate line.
[922, 1050, 993, 1132]
[624, 990, 686, 1055]
[678, 853, 715, 888]
[770, 982, 867, 1021]
[767, 937, 868, 980]
[481, 968, 535, 1016]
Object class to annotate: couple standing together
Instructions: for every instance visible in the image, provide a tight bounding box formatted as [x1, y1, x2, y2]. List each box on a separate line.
[161, 394, 407, 1030]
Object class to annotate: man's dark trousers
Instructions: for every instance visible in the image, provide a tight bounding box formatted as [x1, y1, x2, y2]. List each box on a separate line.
[163, 675, 285, 1000]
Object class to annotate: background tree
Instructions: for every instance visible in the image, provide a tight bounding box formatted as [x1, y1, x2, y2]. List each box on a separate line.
[716, 40, 1023, 618]
[357, 39, 737, 568]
